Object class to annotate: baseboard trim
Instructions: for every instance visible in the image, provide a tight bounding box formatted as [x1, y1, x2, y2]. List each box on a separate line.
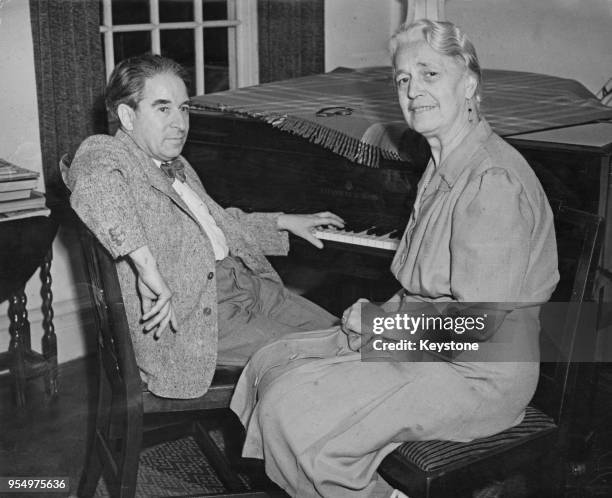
[0, 351, 97, 387]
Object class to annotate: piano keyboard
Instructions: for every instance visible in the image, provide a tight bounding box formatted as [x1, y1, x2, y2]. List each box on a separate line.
[314, 227, 401, 251]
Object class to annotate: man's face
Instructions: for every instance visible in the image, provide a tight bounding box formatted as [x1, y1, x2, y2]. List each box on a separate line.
[121, 72, 190, 161]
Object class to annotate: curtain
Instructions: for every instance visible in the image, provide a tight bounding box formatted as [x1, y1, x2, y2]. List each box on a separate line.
[258, 0, 324, 83]
[29, 0, 106, 204]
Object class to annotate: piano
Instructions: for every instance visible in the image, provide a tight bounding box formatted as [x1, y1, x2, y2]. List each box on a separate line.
[183, 69, 612, 313]
[182, 109, 429, 310]
[312, 226, 400, 252]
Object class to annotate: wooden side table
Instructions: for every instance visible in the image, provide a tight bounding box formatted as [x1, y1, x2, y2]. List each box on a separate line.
[0, 215, 59, 406]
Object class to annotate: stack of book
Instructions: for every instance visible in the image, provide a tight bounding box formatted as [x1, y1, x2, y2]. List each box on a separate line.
[0, 158, 49, 221]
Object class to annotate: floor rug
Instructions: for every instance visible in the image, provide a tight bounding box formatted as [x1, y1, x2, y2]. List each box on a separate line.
[94, 435, 251, 497]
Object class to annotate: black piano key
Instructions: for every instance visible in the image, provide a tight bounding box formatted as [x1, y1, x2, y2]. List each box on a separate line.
[352, 223, 373, 233]
[371, 227, 389, 236]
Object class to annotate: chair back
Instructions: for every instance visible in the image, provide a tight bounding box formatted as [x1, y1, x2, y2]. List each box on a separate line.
[532, 203, 602, 431]
[77, 220, 144, 414]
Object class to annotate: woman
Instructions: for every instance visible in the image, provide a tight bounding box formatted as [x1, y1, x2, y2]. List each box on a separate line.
[230, 20, 559, 497]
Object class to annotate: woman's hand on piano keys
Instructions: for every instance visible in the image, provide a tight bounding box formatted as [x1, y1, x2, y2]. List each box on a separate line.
[277, 211, 345, 249]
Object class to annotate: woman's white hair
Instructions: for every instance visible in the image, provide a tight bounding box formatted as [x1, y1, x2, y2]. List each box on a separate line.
[389, 19, 482, 109]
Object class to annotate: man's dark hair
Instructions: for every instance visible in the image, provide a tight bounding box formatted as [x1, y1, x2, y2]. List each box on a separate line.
[105, 54, 189, 121]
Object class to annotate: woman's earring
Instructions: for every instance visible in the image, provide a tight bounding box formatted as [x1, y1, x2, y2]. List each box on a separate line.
[467, 99, 474, 123]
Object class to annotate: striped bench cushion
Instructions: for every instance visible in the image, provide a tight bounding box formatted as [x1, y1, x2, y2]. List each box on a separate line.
[392, 406, 556, 473]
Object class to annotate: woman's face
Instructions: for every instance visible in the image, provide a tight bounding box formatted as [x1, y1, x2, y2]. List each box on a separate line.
[394, 38, 475, 146]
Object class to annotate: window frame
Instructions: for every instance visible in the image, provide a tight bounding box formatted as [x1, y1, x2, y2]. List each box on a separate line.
[99, 0, 259, 93]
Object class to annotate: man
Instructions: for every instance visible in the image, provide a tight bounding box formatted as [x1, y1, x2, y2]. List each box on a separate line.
[67, 54, 343, 399]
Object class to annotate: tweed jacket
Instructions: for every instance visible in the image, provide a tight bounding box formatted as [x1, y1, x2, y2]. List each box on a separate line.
[68, 129, 289, 398]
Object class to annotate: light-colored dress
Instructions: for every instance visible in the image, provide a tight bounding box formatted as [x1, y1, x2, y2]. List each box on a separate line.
[230, 119, 559, 497]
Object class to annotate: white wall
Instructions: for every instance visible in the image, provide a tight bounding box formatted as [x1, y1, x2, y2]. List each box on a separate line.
[325, 0, 611, 95]
[444, 0, 611, 94]
[0, 0, 95, 365]
[0, 0, 43, 177]
[324, 0, 406, 70]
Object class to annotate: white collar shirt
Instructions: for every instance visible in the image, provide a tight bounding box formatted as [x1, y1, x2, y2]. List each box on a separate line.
[154, 159, 229, 261]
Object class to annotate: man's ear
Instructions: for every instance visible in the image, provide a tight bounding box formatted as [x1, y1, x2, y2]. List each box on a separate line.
[117, 103, 135, 131]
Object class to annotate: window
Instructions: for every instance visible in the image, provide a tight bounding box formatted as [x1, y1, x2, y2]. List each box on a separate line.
[99, 0, 258, 95]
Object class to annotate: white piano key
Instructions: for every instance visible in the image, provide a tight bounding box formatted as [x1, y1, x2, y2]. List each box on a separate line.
[313, 228, 399, 251]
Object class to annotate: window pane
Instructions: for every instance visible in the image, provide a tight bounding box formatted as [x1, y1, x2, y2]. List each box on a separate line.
[160, 0, 193, 23]
[161, 29, 196, 95]
[204, 27, 229, 93]
[114, 31, 151, 63]
[111, 0, 150, 25]
[202, 0, 228, 21]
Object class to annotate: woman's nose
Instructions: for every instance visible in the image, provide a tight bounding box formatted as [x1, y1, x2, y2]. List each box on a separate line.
[406, 79, 422, 99]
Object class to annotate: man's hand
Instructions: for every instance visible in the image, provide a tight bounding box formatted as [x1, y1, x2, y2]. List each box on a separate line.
[277, 212, 345, 249]
[129, 246, 178, 340]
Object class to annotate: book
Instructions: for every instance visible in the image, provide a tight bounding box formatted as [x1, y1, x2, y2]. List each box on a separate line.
[0, 158, 40, 182]
[0, 206, 50, 222]
[0, 190, 46, 214]
[0, 177, 39, 191]
[0, 189, 33, 201]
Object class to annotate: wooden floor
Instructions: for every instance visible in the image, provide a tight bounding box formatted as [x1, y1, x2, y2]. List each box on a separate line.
[0, 356, 96, 497]
[2, 357, 612, 497]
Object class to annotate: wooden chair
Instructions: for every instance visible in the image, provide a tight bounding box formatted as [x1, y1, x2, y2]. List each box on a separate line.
[75, 220, 276, 498]
[378, 204, 603, 497]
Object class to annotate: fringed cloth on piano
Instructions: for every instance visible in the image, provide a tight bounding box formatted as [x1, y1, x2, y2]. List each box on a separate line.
[190, 67, 612, 167]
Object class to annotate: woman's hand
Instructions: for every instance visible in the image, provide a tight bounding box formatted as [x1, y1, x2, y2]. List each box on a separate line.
[277, 212, 344, 249]
[342, 298, 425, 361]
[341, 298, 370, 351]
[129, 245, 178, 340]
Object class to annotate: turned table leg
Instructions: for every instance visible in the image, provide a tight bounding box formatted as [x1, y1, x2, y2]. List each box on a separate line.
[8, 287, 28, 408]
[40, 247, 58, 396]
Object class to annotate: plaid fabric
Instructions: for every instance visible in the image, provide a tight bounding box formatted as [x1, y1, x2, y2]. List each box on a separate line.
[392, 406, 556, 473]
[190, 67, 612, 167]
